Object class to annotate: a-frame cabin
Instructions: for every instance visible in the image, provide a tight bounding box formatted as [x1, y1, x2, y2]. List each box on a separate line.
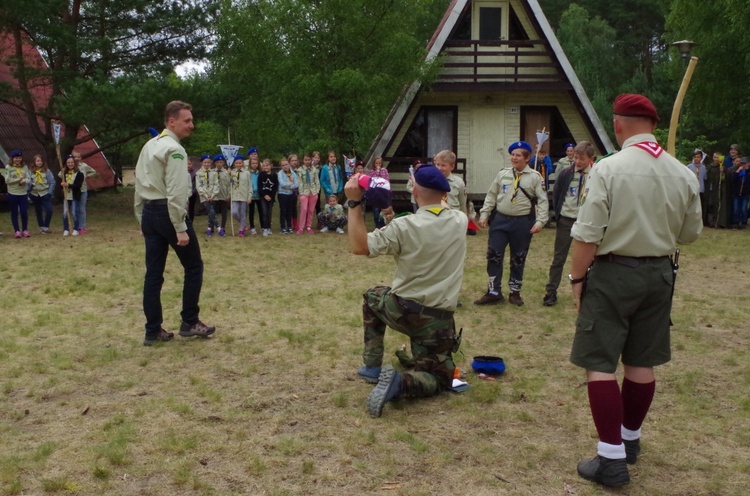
[366, 0, 614, 201]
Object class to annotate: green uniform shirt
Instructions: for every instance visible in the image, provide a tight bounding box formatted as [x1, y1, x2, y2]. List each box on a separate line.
[367, 206, 468, 311]
[479, 165, 549, 228]
[133, 129, 191, 232]
[571, 133, 703, 256]
[196, 168, 218, 202]
[445, 173, 468, 215]
[560, 166, 589, 219]
[231, 168, 253, 202]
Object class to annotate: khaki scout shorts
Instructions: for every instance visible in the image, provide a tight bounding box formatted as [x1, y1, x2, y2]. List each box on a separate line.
[570, 257, 674, 373]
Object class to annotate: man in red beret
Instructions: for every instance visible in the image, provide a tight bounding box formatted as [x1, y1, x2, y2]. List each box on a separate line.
[567, 94, 703, 486]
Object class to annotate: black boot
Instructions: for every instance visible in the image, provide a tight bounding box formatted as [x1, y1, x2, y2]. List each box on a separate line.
[577, 455, 630, 487]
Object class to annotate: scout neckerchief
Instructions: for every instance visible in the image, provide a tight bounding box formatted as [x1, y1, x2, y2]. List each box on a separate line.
[66, 170, 76, 184]
[15, 167, 24, 180]
[284, 170, 293, 183]
[34, 169, 44, 184]
[426, 206, 445, 216]
[576, 167, 588, 206]
[305, 167, 311, 185]
[510, 169, 522, 204]
[633, 140, 663, 158]
[201, 169, 209, 185]
[329, 164, 339, 192]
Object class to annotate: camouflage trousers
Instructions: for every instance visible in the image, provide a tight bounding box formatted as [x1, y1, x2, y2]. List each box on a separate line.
[362, 286, 457, 398]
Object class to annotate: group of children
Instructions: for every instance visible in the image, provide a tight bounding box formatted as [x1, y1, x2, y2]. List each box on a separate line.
[1, 149, 96, 238]
[193, 149, 365, 237]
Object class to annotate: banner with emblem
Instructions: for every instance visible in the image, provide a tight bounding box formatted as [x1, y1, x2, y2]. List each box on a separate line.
[52, 121, 62, 145]
[218, 144, 242, 165]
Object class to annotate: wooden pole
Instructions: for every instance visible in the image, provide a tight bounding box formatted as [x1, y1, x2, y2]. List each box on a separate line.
[667, 56, 699, 156]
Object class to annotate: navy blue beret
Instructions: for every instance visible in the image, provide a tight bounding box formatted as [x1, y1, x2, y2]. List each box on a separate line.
[10, 149, 23, 157]
[213, 154, 225, 162]
[565, 143, 576, 150]
[200, 154, 211, 161]
[147, 127, 159, 137]
[508, 141, 533, 154]
[248, 147, 258, 154]
[414, 163, 450, 192]
[233, 155, 246, 163]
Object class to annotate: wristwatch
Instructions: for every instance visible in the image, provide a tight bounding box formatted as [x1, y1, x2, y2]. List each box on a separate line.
[568, 274, 586, 284]
[347, 199, 362, 209]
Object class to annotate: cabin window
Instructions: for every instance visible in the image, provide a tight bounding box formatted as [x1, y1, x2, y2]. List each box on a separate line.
[393, 106, 458, 159]
[479, 7, 503, 40]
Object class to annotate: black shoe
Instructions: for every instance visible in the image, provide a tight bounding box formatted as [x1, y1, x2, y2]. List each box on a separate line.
[367, 366, 403, 418]
[474, 292, 504, 305]
[508, 292, 524, 306]
[577, 455, 630, 487]
[542, 293, 558, 307]
[179, 320, 216, 338]
[624, 439, 640, 464]
[143, 328, 174, 346]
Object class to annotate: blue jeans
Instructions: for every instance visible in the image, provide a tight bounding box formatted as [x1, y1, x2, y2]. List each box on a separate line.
[63, 200, 81, 231]
[7, 193, 29, 232]
[31, 193, 53, 229]
[141, 203, 203, 337]
[732, 195, 750, 225]
[76, 191, 88, 229]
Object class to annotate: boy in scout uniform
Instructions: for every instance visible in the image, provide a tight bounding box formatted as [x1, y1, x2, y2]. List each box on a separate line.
[568, 94, 702, 486]
[345, 164, 468, 418]
[134, 101, 216, 346]
[475, 141, 548, 307]
[543, 141, 595, 306]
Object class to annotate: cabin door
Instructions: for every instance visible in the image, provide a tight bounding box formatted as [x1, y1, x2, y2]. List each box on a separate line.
[470, 106, 505, 195]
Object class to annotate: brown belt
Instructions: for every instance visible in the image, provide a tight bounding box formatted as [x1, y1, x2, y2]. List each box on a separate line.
[595, 254, 669, 268]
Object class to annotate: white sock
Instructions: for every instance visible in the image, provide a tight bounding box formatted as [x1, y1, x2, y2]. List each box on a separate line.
[597, 441, 626, 460]
[621, 426, 641, 441]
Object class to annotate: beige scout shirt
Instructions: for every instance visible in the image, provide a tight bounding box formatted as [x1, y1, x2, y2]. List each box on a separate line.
[571, 133, 703, 257]
[296, 166, 321, 196]
[77, 162, 97, 193]
[445, 173, 468, 215]
[2, 165, 30, 195]
[231, 168, 253, 202]
[133, 129, 191, 232]
[479, 165, 549, 228]
[196, 168, 218, 202]
[367, 206, 468, 311]
[560, 166, 589, 219]
[215, 168, 231, 201]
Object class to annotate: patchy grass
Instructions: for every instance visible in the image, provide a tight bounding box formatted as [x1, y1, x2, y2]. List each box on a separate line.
[0, 189, 748, 495]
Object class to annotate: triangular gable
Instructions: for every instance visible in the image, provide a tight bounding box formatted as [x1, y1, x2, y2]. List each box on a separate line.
[367, 0, 613, 162]
[0, 31, 116, 188]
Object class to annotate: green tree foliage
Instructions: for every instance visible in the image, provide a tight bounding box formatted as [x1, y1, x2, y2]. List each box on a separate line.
[0, 0, 216, 166]
[211, 0, 447, 158]
[667, 0, 750, 150]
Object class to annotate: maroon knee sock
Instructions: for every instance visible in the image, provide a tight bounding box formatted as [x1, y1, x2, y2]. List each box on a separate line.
[622, 378, 655, 431]
[588, 380, 623, 445]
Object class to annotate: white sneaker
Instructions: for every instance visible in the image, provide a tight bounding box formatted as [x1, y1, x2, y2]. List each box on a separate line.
[72, 230, 79, 236]
[63, 230, 70, 237]
[320, 227, 329, 233]
[262, 229, 269, 237]
[336, 227, 345, 234]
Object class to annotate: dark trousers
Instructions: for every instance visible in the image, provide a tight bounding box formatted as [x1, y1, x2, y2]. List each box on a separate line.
[486, 213, 534, 294]
[188, 192, 198, 220]
[215, 200, 228, 229]
[31, 194, 53, 229]
[732, 195, 750, 225]
[8, 193, 29, 232]
[248, 199, 260, 229]
[141, 203, 203, 337]
[260, 198, 274, 229]
[372, 207, 386, 229]
[545, 215, 575, 294]
[362, 286, 456, 397]
[278, 194, 295, 230]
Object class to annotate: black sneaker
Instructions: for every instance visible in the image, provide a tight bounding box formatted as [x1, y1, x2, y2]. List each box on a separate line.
[577, 455, 630, 487]
[143, 328, 174, 346]
[624, 439, 640, 464]
[508, 292, 524, 306]
[543, 293, 558, 306]
[179, 320, 216, 338]
[474, 292, 505, 305]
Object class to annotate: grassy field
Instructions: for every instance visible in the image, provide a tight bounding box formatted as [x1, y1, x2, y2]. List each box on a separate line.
[0, 189, 748, 496]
